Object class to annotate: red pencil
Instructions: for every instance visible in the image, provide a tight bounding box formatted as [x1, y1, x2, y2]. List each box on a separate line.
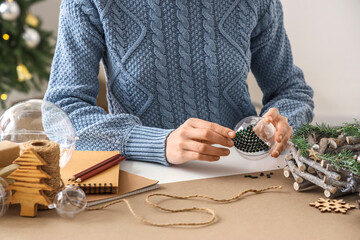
[75, 156, 125, 183]
[68, 154, 123, 181]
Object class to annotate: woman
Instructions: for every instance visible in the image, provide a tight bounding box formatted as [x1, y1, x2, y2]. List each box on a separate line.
[45, 0, 314, 165]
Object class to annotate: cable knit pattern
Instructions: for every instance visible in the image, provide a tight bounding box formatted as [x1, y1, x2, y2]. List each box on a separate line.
[219, 0, 248, 60]
[148, 0, 175, 128]
[45, 0, 314, 166]
[202, 0, 220, 123]
[176, 0, 197, 118]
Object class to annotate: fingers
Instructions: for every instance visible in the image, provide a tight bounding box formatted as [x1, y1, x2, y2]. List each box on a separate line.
[263, 107, 280, 124]
[166, 118, 234, 164]
[271, 140, 289, 158]
[181, 140, 230, 157]
[270, 116, 293, 158]
[274, 116, 291, 143]
[262, 108, 294, 157]
[185, 128, 234, 147]
[186, 118, 236, 138]
[263, 107, 293, 142]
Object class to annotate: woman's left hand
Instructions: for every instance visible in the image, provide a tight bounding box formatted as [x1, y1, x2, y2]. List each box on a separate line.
[263, 108, 293, 158]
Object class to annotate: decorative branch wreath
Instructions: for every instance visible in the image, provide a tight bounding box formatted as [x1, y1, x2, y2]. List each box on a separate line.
[284, 119, 360, 199]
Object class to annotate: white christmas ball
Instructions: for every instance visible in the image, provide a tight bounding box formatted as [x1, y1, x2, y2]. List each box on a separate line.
[23, 28, 40, 48]
[0, 1, 20, 21]
[312, 144, 320, 150]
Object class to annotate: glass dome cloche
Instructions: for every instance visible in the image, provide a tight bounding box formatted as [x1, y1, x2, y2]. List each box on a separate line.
[0, 99, 77, 168]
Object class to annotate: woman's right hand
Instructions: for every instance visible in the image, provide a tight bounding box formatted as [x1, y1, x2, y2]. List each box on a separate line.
[165, 118, 236, 164]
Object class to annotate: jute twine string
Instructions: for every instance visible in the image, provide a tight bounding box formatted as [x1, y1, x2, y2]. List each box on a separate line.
[20, 140, 64, 202]
[87, 185, 282, 227]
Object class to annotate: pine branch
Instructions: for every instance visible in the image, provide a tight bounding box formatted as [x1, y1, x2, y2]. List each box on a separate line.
[314, 122, 339, 138]
[293, 123, 317, 138]
[295, 122, 342, 139]
[291, 135, 312, 158]
[0, 0, 55, 109]
[339, 119, 360, 138]
[319, 150, 360, 176]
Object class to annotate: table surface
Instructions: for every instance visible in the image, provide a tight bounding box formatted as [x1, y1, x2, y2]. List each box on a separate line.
[1, 167, 359, 240]
[120, 146, 286, 184]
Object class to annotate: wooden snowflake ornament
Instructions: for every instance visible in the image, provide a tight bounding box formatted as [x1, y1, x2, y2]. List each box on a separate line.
[309, 198, 356, 214]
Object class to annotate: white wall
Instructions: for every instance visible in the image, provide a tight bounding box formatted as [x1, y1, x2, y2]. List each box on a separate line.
[248, 0, 360, 125]
[31, 0, 61, 32]
[4, 0, 360, 126]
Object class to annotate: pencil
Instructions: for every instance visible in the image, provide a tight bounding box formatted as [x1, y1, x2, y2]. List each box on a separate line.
[68, 154, 123, 181]
[75, 156, 125, 183]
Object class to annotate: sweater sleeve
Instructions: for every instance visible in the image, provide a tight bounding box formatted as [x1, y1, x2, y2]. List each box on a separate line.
[44, 0, 172, 166]
[250, 0, 314, 131]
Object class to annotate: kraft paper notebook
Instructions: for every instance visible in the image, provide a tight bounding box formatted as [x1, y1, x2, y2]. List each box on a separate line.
[61, 151, 159, 206]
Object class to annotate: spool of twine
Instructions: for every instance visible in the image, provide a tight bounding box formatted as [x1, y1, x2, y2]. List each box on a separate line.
[20, 140, 63, 203]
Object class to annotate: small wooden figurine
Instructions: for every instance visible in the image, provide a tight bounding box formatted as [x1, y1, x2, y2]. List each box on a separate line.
[7, 148, 52, 217]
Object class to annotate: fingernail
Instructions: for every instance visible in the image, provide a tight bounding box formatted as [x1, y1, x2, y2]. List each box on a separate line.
[224, 149, 230, 155]
[228, 140, 234, 146]
[273, 150, 279, 157]
[228, 132, 235, 138]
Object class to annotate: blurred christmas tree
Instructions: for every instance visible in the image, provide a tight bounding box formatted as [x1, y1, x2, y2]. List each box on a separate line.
[0, 0, 54, 109]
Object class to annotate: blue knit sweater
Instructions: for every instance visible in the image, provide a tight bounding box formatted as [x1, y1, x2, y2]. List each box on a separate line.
[45, 0, 314, 166]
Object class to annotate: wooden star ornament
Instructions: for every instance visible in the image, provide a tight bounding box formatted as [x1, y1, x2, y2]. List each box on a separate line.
[307, 148, 321, 161]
